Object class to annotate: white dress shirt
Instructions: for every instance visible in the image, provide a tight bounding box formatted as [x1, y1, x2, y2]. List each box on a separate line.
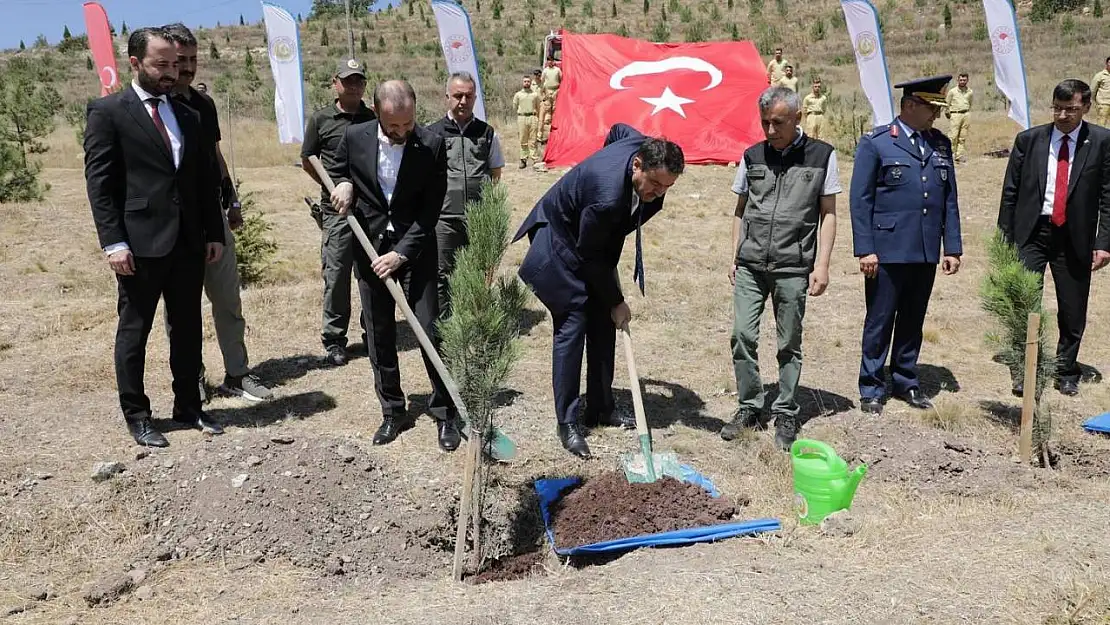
[377, 125, 406, 232]
[103, 82, 186, 256]
[1042, 123, 1083, 216]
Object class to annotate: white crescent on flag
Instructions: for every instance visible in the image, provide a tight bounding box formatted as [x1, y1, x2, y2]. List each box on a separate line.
[609, 56, 723, 91]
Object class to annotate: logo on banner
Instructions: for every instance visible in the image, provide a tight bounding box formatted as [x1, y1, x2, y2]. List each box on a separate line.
[443, 34, 471, 64]
[609, 57, 723, 118]
[99, 66, 117, 89]
[855, 32, 878, 59]
[990, 26, 1016, 55]
[269, 36, 296, 63]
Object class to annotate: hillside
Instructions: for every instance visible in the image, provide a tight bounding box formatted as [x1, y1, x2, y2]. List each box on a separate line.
[3, 0, 1110, 163]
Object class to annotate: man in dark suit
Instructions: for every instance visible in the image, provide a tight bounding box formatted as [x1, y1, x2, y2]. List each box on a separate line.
[998, 79, 1110, 397]
[850, 76, 963, 415]
[512, 124, 685, 458]
[84, 27, 225, 447]
[328, 80, 460, 452]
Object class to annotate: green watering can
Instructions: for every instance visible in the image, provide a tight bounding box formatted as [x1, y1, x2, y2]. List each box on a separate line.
[790, 439, 867, 525]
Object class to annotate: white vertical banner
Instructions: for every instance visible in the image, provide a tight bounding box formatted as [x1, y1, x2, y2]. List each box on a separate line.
[431, 0, 487, 121]
[982, 0, 1031, 129]
[841, 0, 894, 126]
[261, 2, 305, 143]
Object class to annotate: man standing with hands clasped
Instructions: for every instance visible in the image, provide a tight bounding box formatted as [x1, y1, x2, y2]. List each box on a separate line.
[84, 27, 225, 447]
[850, 76, 963, 415]
[722, 86, 839, 450]
[998, 79, 1110, 397]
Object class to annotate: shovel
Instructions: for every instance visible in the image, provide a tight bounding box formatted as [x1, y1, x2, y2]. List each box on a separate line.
[618, 323, 681, 483]
[307, 156, 517, 462]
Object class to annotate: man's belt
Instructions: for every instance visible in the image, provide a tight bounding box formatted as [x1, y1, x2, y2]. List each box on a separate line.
[518, 112, 536, 116]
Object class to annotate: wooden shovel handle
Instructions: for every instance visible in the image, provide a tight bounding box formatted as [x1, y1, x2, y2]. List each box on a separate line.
[620, 325, 651, 442]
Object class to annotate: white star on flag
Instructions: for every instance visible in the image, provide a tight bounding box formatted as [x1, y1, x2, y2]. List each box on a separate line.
[640, 87, 695, 118]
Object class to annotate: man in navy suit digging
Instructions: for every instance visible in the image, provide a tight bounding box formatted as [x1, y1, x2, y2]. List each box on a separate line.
[512, 124, 685, 458]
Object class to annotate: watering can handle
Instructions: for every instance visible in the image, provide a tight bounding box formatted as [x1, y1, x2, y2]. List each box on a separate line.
[790, 439, 836, 459]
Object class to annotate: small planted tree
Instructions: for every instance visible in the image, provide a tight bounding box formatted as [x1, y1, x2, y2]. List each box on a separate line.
[980, 231, 1056, 462]
[943, 4, 952, 29]
[233, 184, 278, 286]
[439, 181, 528, 572]
[210, 41, 220, 59]
[360, 32, 368, 53]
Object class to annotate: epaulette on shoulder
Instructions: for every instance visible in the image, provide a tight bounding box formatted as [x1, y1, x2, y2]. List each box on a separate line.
[866, 125, 891, 138]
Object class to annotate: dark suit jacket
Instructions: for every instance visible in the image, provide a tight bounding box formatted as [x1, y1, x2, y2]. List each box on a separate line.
[998, 121, 1110, 257]
[512, 123, 665, 315]
[328, 121, 448, 263]
[84, 86, 224, 258]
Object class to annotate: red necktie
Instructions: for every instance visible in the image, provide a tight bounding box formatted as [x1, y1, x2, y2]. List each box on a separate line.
[146, 97, 173, 155]
[1052, 135, 1069, 227]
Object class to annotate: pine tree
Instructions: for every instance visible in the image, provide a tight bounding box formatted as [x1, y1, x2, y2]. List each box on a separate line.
[121, 21, 128, 35]
[297, 13, 303, 22]
[18, 40, 25, 51]
[643, 0, 649, 14]
[378, 35, 386, 49]
[210, 41, 220, 59]
[402, 32, 408, 45]
[559, 0, 566, 17]
[661, 5, 667, 20]
[225, 32, 231, 43]
[493, 3, 502, 18]
[419, 3, 425, 18]
[321, 27, 329, 46]
[409, 1, 415, 15]
[730, 23, 739, 40]
[727, 0, 733, 7]
[616, 23, 629, 37]
[239, 13, 245, 26]
[232, 185, 278, 286]
[1096, 0, 1104, 17]
[245, 47, 254, 70]
[86, 55, 93, 70]
[612, 0, 617, 16]
[63, 25, 72, 40]
[360, 32, 368, 53]
[943, 4, 952, 29]
[0, 57, 58, 201]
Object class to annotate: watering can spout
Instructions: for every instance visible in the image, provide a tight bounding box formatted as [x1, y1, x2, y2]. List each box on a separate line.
[844, 465, 868, 504]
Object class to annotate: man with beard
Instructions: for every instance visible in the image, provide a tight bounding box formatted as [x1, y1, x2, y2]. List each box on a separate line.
[328, 80, 459, 452]
[162, 23, 274, 404]
[302, 58, 376, 366]
[84, 27, 225, 446]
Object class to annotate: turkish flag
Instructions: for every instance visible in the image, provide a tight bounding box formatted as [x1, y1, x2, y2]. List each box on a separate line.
[543, 33, 767, 166]
[83, 2, 119, 96]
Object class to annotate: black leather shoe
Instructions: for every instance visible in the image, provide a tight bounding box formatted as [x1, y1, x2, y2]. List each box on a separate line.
[126, 417, 169, 447]
[437, 419, 461, 452]
[372, 415, 412, 445]
[557, 423, 591, 459]
[1056, 379, 1079, 396]
[173, 408, 224, 435]
[583, 408, 636, 430]
[1011, 381, 1024, 397]
[894, 388, 933, 410]
[860, 398, 884, 415]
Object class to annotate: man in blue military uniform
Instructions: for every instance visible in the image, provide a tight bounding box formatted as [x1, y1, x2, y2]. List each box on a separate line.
[513, 124, 685, 458]
[850, 76, 963, 415]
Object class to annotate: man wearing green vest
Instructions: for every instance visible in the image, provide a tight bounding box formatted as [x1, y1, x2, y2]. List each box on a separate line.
[426, 72, 505, 316]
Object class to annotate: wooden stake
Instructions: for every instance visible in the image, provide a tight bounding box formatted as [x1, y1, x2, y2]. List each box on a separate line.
[453, 431, 481, 581]
[1019, 312, 1040, 464]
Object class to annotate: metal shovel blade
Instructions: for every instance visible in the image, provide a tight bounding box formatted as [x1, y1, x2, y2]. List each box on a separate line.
[620, 449, 683, 483]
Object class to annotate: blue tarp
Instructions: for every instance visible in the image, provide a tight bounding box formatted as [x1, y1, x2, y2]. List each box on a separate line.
[1084, 412, 1110, 434]
[535, 469, 781, 556]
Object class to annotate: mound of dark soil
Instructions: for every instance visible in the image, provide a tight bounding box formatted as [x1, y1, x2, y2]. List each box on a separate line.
[550, 473, 741, 549]
[127, 433, 455, 578]
[468, 551, 547, 584]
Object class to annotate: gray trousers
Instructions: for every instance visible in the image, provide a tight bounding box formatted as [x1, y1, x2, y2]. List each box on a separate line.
[320, 205, 364, 348]
[436, 216, 469, 318]
[171, 212, 249, 380]
[730, 265, 808, 418]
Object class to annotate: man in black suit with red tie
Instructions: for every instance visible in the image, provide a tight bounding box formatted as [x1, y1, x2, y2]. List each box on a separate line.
[84, 27, 226, 447]
[328, 80, 460, 452]
[999, 79, 1110, 397]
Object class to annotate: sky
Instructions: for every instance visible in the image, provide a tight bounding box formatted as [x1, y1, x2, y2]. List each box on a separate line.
[2, 0, 322, 50]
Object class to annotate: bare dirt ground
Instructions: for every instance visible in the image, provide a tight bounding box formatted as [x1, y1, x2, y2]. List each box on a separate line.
[3, 155, 1110, 625]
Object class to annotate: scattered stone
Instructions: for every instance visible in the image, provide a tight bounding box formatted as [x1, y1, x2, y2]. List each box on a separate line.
[271, 436, 295, 445]
[136, 450, 151, 460]
[81, 573, 133, 606]
[819, 510, 862, 538]
[60, 616, 80, 625]
[244, 455, 263, 467]
[150, 546, 174, 562]
[33, 472, 54, 481]
[229, 553, 264, 571]
[4, 604, 28, 616]
[26, 586, 49, 601]
[178, 535, 201, 555]
[324, 557, 345, 576]
[133, 586, 154, 601]
[162, 458, 175, 470]
[128, 569, 148, 586]
[944, 441, 971, 454]
[90, 462, 125, 482]
[336, 446, 356, 463]
[231, 474, 249, 488]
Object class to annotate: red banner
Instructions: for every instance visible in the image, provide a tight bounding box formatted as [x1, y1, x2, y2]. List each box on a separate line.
[83, 1, 119, 96]
[544, 34, 767, 166]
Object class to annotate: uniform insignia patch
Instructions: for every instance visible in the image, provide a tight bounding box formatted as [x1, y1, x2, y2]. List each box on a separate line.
[891, 168, 902, 181]
[803, 171, 814, 182]
[940, 168, 948, 182]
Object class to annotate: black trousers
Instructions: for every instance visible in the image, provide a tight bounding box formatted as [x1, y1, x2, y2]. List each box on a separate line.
[435, 216, 469, 319]
[115, 242, 206, 419]
[1017, 218, 1092, 384]
[551, 296, 616, 425]
[352, 226, 453, 420]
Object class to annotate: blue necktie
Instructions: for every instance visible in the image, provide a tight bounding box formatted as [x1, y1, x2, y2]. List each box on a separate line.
[633, 208, 645, 295]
